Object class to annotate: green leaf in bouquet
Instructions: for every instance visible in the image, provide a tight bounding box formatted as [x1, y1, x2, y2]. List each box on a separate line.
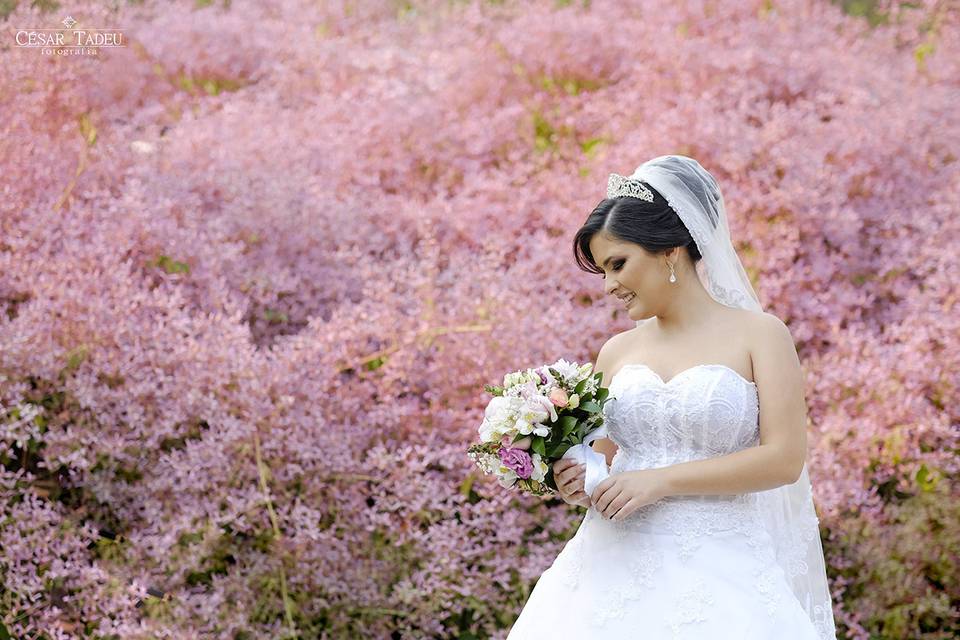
[546, 367, 566, 385]
[543, 466, 558, 492]
[578, 400, 601, 413]
[594, 386, 609, 402]
[546, 442, 571, 460]
[483, 384, 504, 396]
[531, 437, 546, 457]
[559, 415, 578, 439]
[574, 377, 588, 395]
[574, 422, 587, 441]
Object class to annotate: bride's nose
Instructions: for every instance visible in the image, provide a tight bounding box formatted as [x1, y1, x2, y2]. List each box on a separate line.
[604, 276, 619, 297]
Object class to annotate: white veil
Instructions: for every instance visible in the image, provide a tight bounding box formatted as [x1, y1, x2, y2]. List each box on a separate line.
[609, 155, 837, 639]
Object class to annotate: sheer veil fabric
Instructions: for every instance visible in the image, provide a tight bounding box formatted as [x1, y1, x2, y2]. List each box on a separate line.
[619, 155, 837, 638]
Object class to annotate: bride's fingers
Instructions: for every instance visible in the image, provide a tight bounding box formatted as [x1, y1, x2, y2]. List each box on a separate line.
[603, 493, 629, 519]
[566, 478, 583, 498]
[557, 464, 585, 488]
[563, 463, 585, 483]
[611, 498, 637, 521]
[561, 473, 586, 500]
[596, 489, 621, 517]
[552, 459, 575, 475]
[565, 466, 585, 486]
[565, 472, 586, 495]
[561, 474, 583, 495]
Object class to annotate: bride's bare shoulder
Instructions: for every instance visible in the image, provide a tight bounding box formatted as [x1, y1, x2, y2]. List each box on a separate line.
[732, 307, 784, 335]
[599, 322, 645, 353]
[593, 323, 645, 385]
[724, 307, 792, 367]
[715, 305, 769, 330]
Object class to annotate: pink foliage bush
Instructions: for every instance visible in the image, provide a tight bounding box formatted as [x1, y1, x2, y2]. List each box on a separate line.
[0, 0, 957, 638]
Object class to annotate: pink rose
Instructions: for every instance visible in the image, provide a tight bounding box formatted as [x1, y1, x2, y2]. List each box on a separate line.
[499, 446, 534, 479]
[500, 434, 532, 451]
[548, 387, 569, 408]
[512, 436, 532, 451]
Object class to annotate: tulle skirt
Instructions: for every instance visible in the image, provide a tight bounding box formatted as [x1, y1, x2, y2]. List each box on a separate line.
[506, 500, 822, 639]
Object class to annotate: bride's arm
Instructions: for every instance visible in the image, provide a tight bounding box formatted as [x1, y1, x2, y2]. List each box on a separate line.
[589, 332, 621, 467]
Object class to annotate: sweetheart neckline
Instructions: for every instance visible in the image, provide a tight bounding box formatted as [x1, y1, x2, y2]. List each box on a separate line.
[611, 363, 757, 388]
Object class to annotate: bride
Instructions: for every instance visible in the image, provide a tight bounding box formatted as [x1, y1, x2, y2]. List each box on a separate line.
[506, 156, 837, 639]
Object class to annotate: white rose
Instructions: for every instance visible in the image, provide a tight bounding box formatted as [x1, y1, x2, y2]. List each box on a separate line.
[497, 467, 518, 488]
[530, 453, 548, 482]
[524, 396, 554, 424]
[478, 395, 525, 442]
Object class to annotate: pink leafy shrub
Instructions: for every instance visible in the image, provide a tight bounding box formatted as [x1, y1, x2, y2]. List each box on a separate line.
[0, 0, 957, 638]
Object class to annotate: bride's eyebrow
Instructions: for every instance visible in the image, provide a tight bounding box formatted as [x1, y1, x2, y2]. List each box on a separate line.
[599, 255, 622, 269]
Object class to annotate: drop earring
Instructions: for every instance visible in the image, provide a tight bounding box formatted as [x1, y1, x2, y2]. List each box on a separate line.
[668, 262, 677, 283]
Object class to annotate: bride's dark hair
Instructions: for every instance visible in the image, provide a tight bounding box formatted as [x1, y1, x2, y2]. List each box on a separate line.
[573, 182, 702, 275]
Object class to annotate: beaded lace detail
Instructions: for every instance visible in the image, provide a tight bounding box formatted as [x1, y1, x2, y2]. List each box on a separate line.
[666, 578, 715, 639]
[590, 537, 664, 626]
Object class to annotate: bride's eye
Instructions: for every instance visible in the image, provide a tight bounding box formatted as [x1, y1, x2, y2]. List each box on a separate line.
[613, 260, 625, 271]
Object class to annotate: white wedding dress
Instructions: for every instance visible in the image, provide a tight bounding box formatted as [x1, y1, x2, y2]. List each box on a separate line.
[506, 363, 833, 639]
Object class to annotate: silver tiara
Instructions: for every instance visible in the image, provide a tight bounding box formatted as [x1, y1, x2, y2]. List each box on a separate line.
[607, 172, 654, 202]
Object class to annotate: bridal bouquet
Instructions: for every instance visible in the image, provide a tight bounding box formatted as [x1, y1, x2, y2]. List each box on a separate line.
[466, 358, 612, 497]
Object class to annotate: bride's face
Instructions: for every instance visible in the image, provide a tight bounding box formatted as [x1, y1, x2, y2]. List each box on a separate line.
[588, 231, 673, 319]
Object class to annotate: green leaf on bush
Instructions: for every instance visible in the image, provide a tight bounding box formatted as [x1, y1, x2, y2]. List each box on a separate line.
[78, 112, 97, 146]
[914, 41, 935, 68]
[63, 345, 89, 375]
[263, 308, 288, 324]
[156, 254, 191, 274]
[459, 473, 475, 499]
[916, 463, 940, 492]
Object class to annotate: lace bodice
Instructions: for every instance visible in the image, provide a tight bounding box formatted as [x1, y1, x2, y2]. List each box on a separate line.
[604, 363, 760, 472]
[594, 362, 767, 540]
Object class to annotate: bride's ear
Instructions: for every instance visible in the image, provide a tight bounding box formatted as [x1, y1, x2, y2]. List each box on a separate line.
[663, 248, 679, 272]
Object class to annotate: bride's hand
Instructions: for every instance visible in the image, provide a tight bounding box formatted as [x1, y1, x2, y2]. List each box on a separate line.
[591, 469, 670, 521]
[553, 459, 591, 508]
